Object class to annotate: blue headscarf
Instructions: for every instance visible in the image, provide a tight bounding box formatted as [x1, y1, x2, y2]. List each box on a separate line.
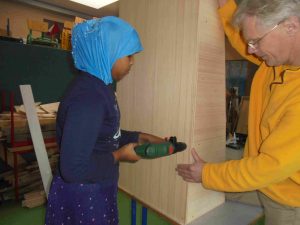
[71, 16, 143, 85]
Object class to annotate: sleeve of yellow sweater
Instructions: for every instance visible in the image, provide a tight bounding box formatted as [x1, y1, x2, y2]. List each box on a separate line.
[202, 101, 300, 192]
[218, 0, 261, 65]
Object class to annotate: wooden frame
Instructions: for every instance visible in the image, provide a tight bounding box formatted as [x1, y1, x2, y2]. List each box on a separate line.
[118, 0, 226, 224]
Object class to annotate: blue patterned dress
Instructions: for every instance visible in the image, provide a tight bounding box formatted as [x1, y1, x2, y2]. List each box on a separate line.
[45, 16, 143, 225]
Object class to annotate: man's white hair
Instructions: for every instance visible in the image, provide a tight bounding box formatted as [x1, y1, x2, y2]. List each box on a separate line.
[233, 0, 300, 29]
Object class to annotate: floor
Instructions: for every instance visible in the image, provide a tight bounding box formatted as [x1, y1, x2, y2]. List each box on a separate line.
[0, 199, 264, 225]
[0, 200, 46, 225]
[0, 192, 171, 225]
[190, 201, 263, 225]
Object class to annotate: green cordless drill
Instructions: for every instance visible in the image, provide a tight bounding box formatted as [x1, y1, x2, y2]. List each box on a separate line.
[134, 136, 187, 159]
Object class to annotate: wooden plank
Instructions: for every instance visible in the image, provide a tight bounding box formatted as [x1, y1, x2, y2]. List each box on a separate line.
[7, 142, 57, 153]
[39, 102, 59, 114]
[118, 0, 225, 224]
[22, 195, 46, 208]
[27, 20, 48, 32]
[19, 85, 52, 198]
[63, 21, 74, 29]
[23, 190, 45, 199]
[186, 0, 226, 222]
[0, 116, 55, 129]
[74, 17, 85, 24]
[0, 28, 7, 36]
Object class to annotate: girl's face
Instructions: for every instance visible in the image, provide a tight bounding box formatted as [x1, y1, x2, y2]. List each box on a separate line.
[111, 55, 135, 81]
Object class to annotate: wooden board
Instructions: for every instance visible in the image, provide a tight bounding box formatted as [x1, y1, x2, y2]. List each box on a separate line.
[7, 142, 57, 153]
[0, 116, 55, 129]
[27, 20, 48, 32]
[19, 85, 52, 198]
[118, 0, 225, 224]
[39, 102, 59, 114]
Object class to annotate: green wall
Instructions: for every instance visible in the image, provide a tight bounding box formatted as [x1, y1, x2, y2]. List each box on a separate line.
[0, 40, 78, 108]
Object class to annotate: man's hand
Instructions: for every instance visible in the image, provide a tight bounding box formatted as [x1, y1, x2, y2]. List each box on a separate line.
[113, 143, 141, 163]
[176, 148, 206, 183]
[217, 0, 228, 8]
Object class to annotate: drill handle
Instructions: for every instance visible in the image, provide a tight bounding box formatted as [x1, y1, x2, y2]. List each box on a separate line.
[134, 142, 174, 159]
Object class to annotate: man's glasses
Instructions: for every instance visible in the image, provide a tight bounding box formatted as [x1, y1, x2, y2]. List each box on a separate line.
[247, 23, 280, 49]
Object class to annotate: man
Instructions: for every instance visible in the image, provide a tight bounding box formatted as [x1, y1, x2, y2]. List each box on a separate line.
[176, 1, 300, 224]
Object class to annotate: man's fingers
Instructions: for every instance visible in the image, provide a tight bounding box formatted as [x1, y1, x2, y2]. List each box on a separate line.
[176, 166, 191, 175]
[177, 172, 198, 183]
[191, 148, 202, 162]
[176, 166, 193, 177]
[131, 143, 138, 148]
[176, 164, 191, 170]
[177, 172, 194, 181]
[176, 149, 203, 183]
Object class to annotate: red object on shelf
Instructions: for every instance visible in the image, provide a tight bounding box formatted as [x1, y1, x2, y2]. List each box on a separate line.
[10, 91, 14, 146]
[1, 90, 5, 113]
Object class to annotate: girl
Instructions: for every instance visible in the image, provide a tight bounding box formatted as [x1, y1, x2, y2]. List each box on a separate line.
[45, 16, 164, 225]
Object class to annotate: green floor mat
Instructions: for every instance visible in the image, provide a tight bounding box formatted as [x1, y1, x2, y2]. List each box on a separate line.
[0, 193, 171, 225]
[0, 200, 46, 225]
[249, 214, 265, 225]
[0, 196, 265, 225]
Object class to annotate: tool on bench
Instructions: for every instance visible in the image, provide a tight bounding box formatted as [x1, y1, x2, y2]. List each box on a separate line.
[134, 136, 187, 159]
[26, 20, 58, 48]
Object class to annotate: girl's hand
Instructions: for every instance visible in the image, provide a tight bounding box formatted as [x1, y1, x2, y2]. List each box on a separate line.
[113, 143, 141, 163]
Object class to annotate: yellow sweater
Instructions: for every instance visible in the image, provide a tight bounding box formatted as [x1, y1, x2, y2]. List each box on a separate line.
[202, 0, 300, 207]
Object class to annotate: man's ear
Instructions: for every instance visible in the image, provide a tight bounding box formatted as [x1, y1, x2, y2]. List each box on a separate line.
[283, 16, 300, 36]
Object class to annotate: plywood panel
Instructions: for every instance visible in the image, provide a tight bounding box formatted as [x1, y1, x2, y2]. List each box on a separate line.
[118, 0, 225, 224]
